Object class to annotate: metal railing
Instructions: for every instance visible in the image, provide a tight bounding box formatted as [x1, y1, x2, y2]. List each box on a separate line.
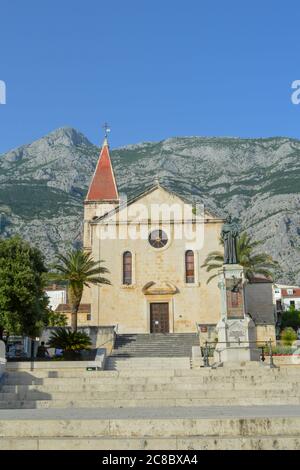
[201, 339, 277, 369]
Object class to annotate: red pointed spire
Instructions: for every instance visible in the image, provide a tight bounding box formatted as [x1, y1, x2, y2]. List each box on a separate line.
[86, 138, 119, 201]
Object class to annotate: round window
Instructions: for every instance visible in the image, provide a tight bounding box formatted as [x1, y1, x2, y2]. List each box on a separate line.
[148, 229, 168, 249]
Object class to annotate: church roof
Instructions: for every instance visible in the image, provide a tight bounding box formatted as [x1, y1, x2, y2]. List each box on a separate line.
[55, 303, 91, 313]
[85, 138, 119, 202]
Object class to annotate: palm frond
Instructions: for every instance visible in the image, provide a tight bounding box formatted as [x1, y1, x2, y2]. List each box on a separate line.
[206, 273, 218, 284]
[202, 230, 278, 283]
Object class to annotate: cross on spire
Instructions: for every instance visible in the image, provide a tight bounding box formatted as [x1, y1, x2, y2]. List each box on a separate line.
[102, 122, 111, 139]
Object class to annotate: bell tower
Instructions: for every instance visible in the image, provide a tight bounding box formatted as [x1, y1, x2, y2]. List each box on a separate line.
[84, 129, 119, 250]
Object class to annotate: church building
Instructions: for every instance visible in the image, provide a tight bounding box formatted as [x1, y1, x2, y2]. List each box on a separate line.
[79, 136, 276, 341]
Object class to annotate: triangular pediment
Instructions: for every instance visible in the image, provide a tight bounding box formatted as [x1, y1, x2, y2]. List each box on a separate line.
[142, 281, 178, 295]
[96, 184, 219, 224]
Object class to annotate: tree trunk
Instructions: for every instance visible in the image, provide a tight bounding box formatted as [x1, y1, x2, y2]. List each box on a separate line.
[71, 303, 79, 332]
[68, 285, 83, 332]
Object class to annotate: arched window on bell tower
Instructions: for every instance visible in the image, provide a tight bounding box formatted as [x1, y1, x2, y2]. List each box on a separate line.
[123, 251, 132, 285]
[185, 250, 195, 284]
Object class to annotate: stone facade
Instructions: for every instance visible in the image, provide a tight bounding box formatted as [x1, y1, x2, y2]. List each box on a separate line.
[80, 139, 276, 339]
[82, 184, 224, 333]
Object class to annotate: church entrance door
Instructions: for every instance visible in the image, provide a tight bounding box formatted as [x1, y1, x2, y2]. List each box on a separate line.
[150, 303, 169, 333]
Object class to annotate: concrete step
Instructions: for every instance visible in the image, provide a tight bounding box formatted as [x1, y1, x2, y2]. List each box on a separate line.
[111, 333, 199, 359]
[5, 364, 300, 376]
[0, 415, 300, 438]
[2, 379, 300, 392]
[4, 367, 300, 385]
[4, 376, 300, 392]
[2, 382, 299, 396]
[1, 435, 300, 450]
[4, 378, 300, 391]
[1, 396, 300, 409]
[1, 387, 299, 401]
[105, 357, 191, 370]
[1, 407, 300, 449]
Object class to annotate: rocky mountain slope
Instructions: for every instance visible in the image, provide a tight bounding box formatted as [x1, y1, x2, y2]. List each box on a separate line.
[0, 127, 299, 284]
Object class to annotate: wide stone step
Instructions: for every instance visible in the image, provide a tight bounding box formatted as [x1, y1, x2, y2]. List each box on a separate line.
[5, 369, 300, 379]
[4, 378, 300, 391]
[105, 358, 191, 370]
[4, 367, 300, 385]
[105, 358, 191, 369]
[111, 333, 199, 359]
[0, 381, 300, 397]
[0, 387, 298, 401]
[1, 395, 300, 409]
[5, 373, 300, 386]
[1, 415, 300, 438]
[1, 435, 300, 450]
[5, 365, 300, 375]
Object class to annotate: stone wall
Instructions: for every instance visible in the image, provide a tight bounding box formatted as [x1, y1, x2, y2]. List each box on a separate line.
[83, 186, 224, 333]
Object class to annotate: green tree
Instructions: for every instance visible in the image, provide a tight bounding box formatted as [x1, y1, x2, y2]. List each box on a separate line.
[50, 249, 111, 331]
[0, 237, 49, 341]
[202, 232, 278, 283]
[280, 306, 300, 331]
[46, 309, 68, 327]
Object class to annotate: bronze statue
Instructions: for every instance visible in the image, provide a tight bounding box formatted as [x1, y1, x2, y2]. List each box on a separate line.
[221, 216, 239, 264]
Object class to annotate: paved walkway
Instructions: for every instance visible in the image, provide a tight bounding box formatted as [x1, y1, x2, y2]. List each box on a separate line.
[1, 405, 300, 420]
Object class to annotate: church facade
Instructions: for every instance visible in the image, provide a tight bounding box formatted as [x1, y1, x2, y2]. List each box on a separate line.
[80, 137, 276, 339]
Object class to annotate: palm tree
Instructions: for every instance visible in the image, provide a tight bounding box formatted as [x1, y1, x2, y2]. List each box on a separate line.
[50, 249, 111, 331]
[202, 232, 278, 284]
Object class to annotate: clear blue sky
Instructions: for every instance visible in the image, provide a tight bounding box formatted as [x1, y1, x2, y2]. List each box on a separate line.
[1, 0, 300, 153]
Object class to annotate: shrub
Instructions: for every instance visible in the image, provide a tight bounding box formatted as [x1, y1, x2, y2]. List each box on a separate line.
[48, 328, 92, 359]
[280, 327, 297, 346]
[281, 307, 300, 330]
[264, 345, 296, 355]
[46, 310, 68, 327]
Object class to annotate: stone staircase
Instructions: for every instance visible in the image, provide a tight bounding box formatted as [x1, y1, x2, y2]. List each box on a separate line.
[2, 364, 300, 448]
[2, 407, 300, 450]
[2, 364, 300, 409]
[105, 333, 199, 370]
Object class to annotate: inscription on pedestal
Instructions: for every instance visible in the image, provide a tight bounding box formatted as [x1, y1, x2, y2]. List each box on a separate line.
[225, 278, 244, 318]
[227, 322, 247, 344]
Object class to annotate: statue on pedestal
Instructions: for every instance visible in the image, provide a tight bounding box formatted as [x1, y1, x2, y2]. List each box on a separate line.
[215, 217, 261, 363]
[221, 216, 239, 265]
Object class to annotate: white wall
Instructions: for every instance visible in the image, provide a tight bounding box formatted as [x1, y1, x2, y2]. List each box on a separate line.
[46, 289, 67, 311]
[282, 298, 300, 311]
[0, 340, 6, 380]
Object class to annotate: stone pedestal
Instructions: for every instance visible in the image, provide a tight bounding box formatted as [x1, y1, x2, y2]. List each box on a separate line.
[214, 264, 260, 364]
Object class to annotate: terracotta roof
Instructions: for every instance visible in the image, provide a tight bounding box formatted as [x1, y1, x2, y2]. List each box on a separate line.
[55, 304, 91, 313]
[85, 138, 119, 201]
[281, 288, 300, 298]
[45, 284, 66, 291]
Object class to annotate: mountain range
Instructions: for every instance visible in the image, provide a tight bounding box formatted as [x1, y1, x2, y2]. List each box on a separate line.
[0, 127, 299, 284]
